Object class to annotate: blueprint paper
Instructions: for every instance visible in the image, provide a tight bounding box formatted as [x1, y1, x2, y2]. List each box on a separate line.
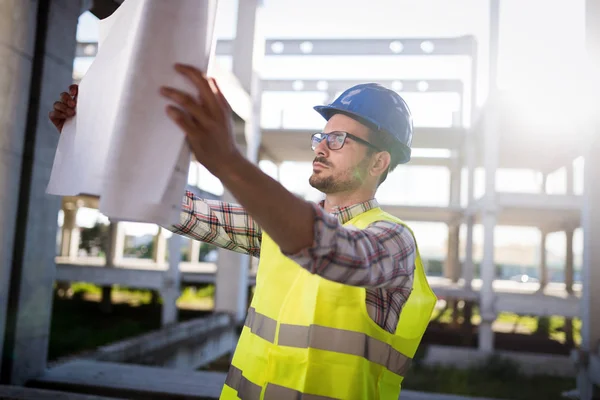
[47, 0, 217, 226]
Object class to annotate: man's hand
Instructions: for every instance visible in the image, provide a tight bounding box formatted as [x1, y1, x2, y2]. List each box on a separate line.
[49, 84, 78, 133]
[160, 64, 242, 178]
[161, 63, 315, 255]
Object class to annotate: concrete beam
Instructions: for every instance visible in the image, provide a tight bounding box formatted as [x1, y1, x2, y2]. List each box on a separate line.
[55, 264, 165, 289]
[227, 36, 477, 57]
[262, 79, 463, 94]
[494, 293, 580, 318]
[54, 260, 258, 286]
[33, 360, 227, 399]
[0, 385, 118, 400]
[82, 313, 235, 369]
[77, 36, 477, 58]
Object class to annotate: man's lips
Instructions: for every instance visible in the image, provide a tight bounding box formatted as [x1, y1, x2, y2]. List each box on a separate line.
[313, 162, 329, 169]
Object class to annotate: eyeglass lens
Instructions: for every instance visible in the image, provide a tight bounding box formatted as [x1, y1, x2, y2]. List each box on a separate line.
[311, 132, 346, 150]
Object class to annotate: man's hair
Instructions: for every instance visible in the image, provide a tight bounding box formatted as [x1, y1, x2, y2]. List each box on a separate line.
[367, 129, 405, 186]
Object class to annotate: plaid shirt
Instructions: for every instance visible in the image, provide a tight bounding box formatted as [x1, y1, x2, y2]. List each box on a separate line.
[173, 190, 416, 334]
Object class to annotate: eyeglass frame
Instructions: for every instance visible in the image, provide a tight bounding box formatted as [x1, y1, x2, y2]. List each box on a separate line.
[311, 131, 382, 152]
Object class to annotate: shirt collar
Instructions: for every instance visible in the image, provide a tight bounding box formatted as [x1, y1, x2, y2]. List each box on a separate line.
[318, 199, 380, 224]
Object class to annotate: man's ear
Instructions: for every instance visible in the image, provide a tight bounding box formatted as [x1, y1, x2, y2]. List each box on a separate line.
[371, 151, 391, 177]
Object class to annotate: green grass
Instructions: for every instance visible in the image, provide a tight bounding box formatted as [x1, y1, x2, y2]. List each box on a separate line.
[431, 304, 581, 345]
[50, 284, 579, 400]
[49, 284, 215, 361]
[49, 297, 162, 360]
[404, 355, 575, 400]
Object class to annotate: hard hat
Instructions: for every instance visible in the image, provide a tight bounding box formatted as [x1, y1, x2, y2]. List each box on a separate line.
[314, 83, 413, 163]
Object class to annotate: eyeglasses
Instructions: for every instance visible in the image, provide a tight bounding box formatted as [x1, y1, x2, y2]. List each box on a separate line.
[311, 131, 382, 152]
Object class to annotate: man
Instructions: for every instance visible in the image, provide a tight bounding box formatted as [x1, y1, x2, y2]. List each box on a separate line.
[50, 65, 437, 399]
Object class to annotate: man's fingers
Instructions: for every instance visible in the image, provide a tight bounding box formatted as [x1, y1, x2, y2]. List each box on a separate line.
[49, 110, 67, 121]
[173, 64, 220, 116]
[208, 78, 231, 118]
[166, 105, 198, 136]
[69, 84, 78, 98]
[160, 87, 209, 125]
[53, 101, 74, 115]
[59, 92, 76, 107]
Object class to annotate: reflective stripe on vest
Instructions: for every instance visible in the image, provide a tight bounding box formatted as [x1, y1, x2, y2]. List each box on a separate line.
[224, 365, 262, 400]
[243, 306, 412, 376]
[244, 306, 277, 343]
[226, 366, 337, 399]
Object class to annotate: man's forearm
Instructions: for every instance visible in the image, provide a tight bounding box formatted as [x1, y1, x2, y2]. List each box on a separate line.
[167, 190, 262, 258]
[217, 155, 315, 254]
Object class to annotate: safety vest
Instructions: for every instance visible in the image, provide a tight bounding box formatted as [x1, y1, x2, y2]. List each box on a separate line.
[220, 207, 437, 400]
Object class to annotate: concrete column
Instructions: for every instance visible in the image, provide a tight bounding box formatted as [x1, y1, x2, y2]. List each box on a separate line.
[232, 0, 263, 164]
[478, 104, 499, 353]
[213, 0, 263, 324]
[449, 155, 462, 207]
[215, 190, 250, 323]
[153, 229, 167, 265]
[100, 221, 123, 313]
[0, 0, 82, 385]
[463, 116, 476, 291]
[0, 0, 39, 381]
[275, 162, 282, 182]
[565, 228, 574, 294]
[59, 203, 80, 259]
[189, 239, 201, 262]
[540, 172, 548, 194]
[539, 230, 548, 290]
[162, 234, 182, 326]
[576, 1, 600, 397]
[566, 162, 575, 195]
[476, 0, 501, 354]
[100, 222, 116, 312]
[445, 156, 461, 283]
[578, 138, 600, 400]
[479, 210, 497, 353]
[463, 216, 475, 290]
[445, 224, 460, 283]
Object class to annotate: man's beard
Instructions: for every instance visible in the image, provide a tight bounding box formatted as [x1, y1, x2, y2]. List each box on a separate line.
[309, 157, 370, 194]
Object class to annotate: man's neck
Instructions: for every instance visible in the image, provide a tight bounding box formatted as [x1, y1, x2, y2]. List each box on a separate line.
[322, 190, 376, 213]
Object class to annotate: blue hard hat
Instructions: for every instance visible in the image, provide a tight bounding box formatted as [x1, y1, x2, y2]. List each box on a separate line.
[314, 83, 413, 163]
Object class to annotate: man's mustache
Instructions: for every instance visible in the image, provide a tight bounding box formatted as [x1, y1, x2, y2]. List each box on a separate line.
[313, 157, 332, 167]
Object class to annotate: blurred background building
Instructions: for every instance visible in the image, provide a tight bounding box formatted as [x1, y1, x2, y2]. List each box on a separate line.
[0, 0, 598, 399]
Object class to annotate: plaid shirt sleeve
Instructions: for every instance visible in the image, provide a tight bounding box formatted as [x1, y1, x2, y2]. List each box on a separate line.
[284, 203, 416, 289]
[170, 190, 262, 258]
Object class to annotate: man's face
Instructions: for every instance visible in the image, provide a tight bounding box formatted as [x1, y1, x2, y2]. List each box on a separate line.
[309, 113, 373, 194]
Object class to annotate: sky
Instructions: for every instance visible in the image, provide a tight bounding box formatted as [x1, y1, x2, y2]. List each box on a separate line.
[69, 0, 589, 266]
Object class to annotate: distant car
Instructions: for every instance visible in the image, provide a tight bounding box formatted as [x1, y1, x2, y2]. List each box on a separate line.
[509, 274, 539, 283]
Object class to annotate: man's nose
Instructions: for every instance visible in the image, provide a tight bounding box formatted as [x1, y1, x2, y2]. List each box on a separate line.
[313, 137, 329, 157]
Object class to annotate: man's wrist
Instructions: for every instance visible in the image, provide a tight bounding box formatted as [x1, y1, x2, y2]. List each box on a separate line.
[214, 151, 251, 186]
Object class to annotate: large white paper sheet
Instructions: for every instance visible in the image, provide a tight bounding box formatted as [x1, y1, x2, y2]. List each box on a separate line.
[47, 0, 218, 226]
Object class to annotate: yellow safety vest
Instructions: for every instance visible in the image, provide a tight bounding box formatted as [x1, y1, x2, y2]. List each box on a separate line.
[221, 207, 437, 400]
